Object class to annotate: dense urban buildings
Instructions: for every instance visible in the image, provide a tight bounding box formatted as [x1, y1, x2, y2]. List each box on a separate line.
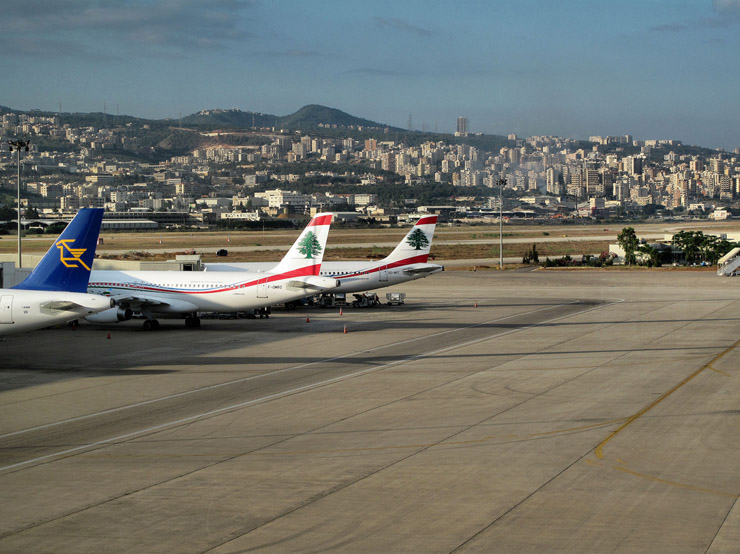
[1, 109, 738, 229]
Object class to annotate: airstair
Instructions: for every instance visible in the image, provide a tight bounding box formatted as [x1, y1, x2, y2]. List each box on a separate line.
[717, 247, 740, 276]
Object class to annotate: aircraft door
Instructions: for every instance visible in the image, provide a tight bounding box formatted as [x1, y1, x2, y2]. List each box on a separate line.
[0, 295, 13, 324]
[379, 268, 388, 282]
[257, 277, 268, 298]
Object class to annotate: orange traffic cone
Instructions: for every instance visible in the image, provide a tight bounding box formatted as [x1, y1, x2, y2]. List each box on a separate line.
[343, 325, 347, 334]
[339, 308, 343, 316]
[106, 332, 111, 339]
[474, 301, 478, 308]
[306, 315, 310, 323]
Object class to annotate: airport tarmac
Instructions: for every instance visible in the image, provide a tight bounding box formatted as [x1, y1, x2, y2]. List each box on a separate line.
[0, 268, 738, 553]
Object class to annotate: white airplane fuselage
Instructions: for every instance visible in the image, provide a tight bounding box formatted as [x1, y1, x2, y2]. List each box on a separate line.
[88, 270, 337, 315]
[323, 261, 443, 293]
[204, 260, 444, 294]
[0, 289, 114, 336]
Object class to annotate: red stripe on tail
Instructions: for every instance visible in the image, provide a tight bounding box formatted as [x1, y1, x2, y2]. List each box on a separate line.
[308, 214, 333, 227]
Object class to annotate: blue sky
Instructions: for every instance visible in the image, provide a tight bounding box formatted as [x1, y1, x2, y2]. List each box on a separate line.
[1, 0, 739, 149]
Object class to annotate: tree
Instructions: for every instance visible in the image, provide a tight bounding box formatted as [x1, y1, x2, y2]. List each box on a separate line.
[672, 231, 736, 266]
[406, 228, 430, 250]
[523, 243, 539, 264]
[617, 227, 639, 265]
[701, 235, 734, 265]
[673, 230, 704, 264]
[637, 243, 660, 267]
[297, 231, 322, 258]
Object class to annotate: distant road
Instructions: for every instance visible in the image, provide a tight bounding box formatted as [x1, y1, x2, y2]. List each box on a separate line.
[95, 233, 664, 256]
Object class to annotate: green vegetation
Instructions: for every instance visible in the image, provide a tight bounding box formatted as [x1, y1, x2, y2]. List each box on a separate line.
[672, 230, 737, 265]
[617, 227, 639, 265]
[522, 243, 539, 264]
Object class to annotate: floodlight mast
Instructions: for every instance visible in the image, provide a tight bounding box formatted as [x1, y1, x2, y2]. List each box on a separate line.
[498, 178, 506, 269]
[8, 139, 30, 268]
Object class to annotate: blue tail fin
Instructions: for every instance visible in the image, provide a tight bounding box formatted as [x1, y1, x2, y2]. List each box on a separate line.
[13, 208, 104, 293]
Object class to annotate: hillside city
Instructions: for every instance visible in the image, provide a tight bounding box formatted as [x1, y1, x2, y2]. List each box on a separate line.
[1, 108, 739, 231]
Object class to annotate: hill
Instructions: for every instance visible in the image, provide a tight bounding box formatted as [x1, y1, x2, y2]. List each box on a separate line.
[180, 108, 277, 129]
[180, 104, 398, 132]
[278, 104, 394, 130]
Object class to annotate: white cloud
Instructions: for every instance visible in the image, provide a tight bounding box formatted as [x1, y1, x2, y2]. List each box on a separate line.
[714, 0, 740, 15]
[0, 0, 255, 58]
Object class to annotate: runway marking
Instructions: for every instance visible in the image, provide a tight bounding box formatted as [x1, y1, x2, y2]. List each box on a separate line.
[0, 300, 614, 473]
[707, 363, 731, 376]
[594, 336, 740, 460]
[0, 300, 594, 442]
[591, 336, 740, 498]
[238, 418, 628, 457]
[81, 418, 627, 460]
[613, 464, 738, 498]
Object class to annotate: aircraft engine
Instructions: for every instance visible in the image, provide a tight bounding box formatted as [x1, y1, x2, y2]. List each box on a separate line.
[85, 306, 133, 323]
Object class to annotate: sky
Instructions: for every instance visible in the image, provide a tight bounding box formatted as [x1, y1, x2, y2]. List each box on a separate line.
[1, 0, 739, 150]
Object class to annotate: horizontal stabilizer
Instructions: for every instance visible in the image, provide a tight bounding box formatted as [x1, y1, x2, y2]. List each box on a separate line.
[40, 300, 85, 312]
[286, 276, 339, 291]
[402, 264, 444, 276]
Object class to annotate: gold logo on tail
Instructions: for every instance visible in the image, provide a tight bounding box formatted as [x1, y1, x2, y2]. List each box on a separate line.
[55, 239, 91, 270]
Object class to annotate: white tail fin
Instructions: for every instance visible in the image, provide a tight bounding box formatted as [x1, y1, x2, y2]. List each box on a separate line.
[383, 216, 438, 264]
[270, 213, 333, 277]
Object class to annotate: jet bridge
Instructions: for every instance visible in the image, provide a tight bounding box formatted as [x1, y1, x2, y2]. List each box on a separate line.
[717, 247, 740, 276]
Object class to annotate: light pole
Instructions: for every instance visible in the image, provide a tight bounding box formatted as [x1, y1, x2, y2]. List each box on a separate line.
[498, 178, 506, 269]
[8, 139, 30, 268]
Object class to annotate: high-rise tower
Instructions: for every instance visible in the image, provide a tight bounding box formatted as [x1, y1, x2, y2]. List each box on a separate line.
[456, 116, 468, 137]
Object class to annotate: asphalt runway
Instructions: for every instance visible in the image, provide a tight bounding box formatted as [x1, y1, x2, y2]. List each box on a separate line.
[0, 269, 738, 553]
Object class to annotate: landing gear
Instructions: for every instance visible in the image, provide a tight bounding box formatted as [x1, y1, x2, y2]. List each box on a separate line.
[257, 307, 270, 319]
[185, 315, 201, 328]
[143, 319, 160, 331]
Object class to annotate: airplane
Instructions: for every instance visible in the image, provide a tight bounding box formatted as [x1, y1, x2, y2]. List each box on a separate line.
[86, 213, 338, 329]
[202, 215, 443, 302]
[0, 208, 114, 336]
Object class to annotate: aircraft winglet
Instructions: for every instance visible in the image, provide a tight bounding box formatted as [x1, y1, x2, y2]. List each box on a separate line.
[13, 208, 104, 293]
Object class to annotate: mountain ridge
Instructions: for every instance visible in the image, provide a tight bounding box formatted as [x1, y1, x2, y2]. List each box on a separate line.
[0, 103, 400, 132]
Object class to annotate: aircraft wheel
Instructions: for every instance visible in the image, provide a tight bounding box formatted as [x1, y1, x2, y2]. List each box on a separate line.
[143, 320, 153, 331]
[151, 319, 160, 330]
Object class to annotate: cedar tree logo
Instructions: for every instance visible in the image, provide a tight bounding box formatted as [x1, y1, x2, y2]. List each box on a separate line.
[297, 231, 322, 259]
[406, 228, 429, 250]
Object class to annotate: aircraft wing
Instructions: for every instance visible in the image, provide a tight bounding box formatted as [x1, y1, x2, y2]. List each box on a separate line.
[111, 294, 167, 307]
[110, 294, 199, 313]
[110, 294, 169, 309]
